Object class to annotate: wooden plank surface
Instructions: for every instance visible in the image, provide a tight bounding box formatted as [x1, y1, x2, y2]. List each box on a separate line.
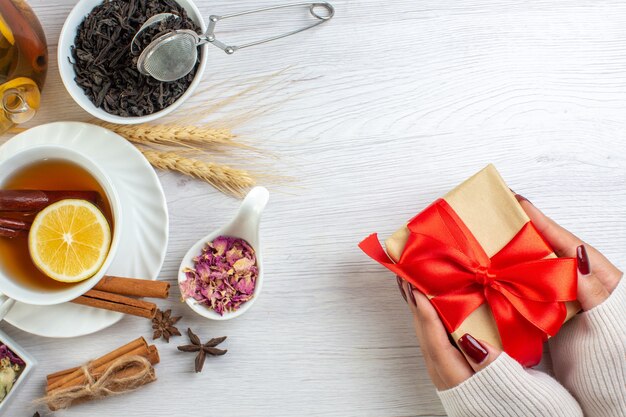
[2, 0, 626, 416]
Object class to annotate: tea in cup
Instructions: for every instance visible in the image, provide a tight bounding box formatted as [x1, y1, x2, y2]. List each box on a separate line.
[0, 146, 121, 317]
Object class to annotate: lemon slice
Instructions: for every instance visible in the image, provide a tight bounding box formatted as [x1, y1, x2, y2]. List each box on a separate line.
[0, 14, 14, 46]
[29, 199, 111, 283]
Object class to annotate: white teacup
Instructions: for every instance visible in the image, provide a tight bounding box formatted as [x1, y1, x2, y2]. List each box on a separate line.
[0, 146, 122, 319]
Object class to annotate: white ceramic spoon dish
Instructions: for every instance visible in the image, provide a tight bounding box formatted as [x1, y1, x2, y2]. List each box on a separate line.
[179, 186, 269, 320]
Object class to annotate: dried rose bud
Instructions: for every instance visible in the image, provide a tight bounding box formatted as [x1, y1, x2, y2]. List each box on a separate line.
[181, 236, 258, 315]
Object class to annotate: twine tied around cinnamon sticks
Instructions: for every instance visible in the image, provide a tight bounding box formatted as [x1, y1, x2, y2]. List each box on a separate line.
[40, 355, 156, 410]
[43, 337, 159, 410]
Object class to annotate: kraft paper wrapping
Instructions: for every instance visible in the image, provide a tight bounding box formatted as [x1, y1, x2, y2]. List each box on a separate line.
[385, 164, 580, 350]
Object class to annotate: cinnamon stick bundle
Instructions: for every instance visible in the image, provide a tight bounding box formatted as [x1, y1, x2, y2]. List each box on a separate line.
[71, 290, 157, 319]
[0, 190, 99, 212]
[46, 337, 159, 392]
[44, 337, 159, 410]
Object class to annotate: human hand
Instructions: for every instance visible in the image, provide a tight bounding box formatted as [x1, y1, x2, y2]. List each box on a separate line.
[397, 278, 501, 390]
[396, 194, 623, 390]
[515, 194, 623, 311]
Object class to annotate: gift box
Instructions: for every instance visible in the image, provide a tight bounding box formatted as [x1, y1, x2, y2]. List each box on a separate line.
[359, 164, 579, 366]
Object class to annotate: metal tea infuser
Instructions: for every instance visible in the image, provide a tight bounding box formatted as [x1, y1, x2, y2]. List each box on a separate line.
[131, 12, 180, 48]
[135, 2, 335, 82]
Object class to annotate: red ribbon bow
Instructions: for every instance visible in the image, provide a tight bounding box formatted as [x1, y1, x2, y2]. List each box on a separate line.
[359, 199, 577, 366]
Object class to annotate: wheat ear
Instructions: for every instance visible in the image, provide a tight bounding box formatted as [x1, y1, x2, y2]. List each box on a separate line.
[96, 122, 251, 149]
[142, 150, 255, 198]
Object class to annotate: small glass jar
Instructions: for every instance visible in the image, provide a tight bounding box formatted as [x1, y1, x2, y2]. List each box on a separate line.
[0, 0, 48, 134]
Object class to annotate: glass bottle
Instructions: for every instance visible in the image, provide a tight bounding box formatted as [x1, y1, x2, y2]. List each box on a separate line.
[0, 0, 47, 134]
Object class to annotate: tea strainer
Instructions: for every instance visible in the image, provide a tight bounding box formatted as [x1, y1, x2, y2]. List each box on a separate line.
[130, 12, 180, 55]
[136, 2, 335, 82]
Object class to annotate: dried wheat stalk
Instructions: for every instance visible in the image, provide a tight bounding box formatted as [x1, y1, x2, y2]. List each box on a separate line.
[141, 150, 255, 198]
[5, 71, 291, 198]
[95, 122, 253, 149]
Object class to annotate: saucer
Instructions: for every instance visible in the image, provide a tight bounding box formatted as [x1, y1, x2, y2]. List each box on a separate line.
[0, 122, 169, 337]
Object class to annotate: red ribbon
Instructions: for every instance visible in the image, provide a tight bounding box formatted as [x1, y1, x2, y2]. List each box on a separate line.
[359, 199, 577, 366]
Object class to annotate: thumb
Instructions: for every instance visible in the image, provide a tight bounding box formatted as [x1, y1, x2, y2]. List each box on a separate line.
[457, 333, 501, 372]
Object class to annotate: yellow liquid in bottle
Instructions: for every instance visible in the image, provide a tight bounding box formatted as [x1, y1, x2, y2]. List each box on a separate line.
[0, 0, 47, 134]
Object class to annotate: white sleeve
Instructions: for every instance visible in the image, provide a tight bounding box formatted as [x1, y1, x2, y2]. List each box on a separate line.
[437, 353, 583, 417]
[549, 277, 626, 417]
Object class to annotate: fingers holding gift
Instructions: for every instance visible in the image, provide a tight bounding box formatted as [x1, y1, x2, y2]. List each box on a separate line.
[409, 286, 473, 389]
[575, 245, 610, 310]
[515, 194, 622, 295]
[402, 281, 417, 314]
[515, 194, 583, 258]
[398, 279, 446, 389]
[457, 334, 501, 373]
[411, 304, 445, 390]
[405, 282, 502, 375]
[396, 276, 408, 303]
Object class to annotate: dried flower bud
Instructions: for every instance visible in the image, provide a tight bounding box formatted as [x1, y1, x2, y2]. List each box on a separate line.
[181, 236, 258, 315]
[0, 344, 23, 402]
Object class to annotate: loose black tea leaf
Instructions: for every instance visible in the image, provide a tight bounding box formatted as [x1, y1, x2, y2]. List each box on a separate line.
[72, 0, 201, 117]
[177, 328, 227, 373]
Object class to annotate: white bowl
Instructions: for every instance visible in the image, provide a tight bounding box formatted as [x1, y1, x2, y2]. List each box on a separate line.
[178, 187, 269, 320]
[0, 330, 36, 414]
[58, 0, 209, 124]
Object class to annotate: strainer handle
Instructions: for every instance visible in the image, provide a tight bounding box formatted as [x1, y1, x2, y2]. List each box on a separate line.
[204, 2, 334, 54]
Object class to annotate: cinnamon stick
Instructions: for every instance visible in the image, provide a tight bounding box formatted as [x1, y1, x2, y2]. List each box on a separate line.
[47, 346, 160, 388]
[47, 344, 159, 393]
[46, 366, 79, 385]
[0, 190, 99, 212]
[71, 290, 157, 319]
[0, 217, 30, 230]
[45, 354, 157, 411]
[46, 337, 148, 392]
[94, 276, 170, 299]
[0, 226, 21, 238]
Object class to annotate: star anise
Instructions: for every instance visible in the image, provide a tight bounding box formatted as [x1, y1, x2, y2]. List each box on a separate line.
[152, 308, 182, 342]
[177, 328, 227, 372]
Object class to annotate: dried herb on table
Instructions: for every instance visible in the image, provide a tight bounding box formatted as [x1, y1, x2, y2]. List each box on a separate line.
[180, 236, 258, 314]
[177, 328, 227, 373]
[0, 343, 25, 402]
[152, 308, 181, 342]
[72, 0, 201, 117]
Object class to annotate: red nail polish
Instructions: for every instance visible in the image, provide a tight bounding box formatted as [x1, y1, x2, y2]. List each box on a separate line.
[577, 245, 591, 275]
[407, 284, 417, 305]
[458, 333, 488, 364]
[396, 277, 407, 303]
[516, 194, 532, 205]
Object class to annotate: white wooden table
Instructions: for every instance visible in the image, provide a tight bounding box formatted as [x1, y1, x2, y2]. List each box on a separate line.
[4, 1, 626, 416]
